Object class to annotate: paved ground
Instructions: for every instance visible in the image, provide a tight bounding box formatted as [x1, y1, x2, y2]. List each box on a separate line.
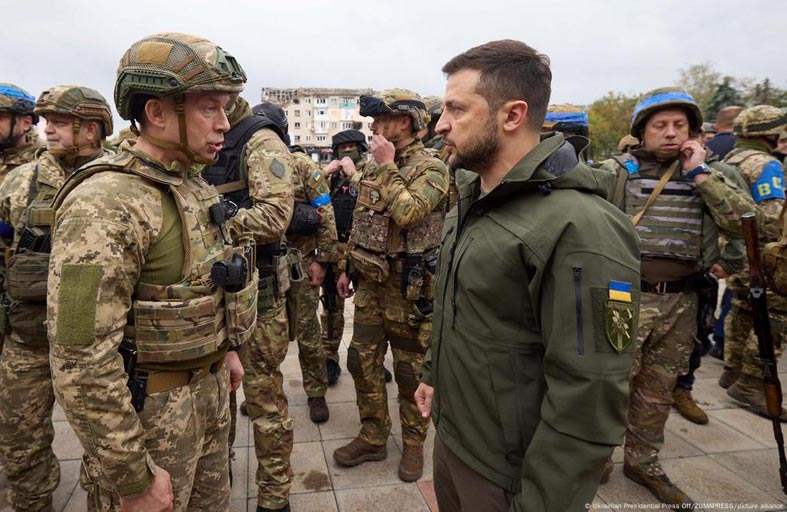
[3, 303, 787, 511]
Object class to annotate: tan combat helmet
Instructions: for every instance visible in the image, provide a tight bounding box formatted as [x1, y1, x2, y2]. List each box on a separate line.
[114, 32, 246, 164]
[630, 87, 702, 138]
[733, 105, 787, 138]
[359, 88, 430, 133]
[35, 85, 114, 156]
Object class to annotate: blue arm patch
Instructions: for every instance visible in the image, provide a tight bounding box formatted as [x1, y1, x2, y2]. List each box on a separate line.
[0, 221, 13, 239]
[751, 161, 786, 203]
[624, 160, 640, 174]
[310, 193, 331, 208]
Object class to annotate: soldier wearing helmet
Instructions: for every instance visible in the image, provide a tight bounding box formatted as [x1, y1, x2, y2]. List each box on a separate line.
[600, 87, 753, 507]
[542, 103, 590, 138]
[0, 84, 113, 511]
[0, 83, 42, 180]
[47, 33, 255, 511]
[718, 105, 787, 420]
[201, 95, 296, 512]
[325, 88, 449, 482]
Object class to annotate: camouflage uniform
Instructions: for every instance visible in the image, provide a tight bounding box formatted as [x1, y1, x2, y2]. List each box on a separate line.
[336, 90, 449, 469]
[720, 106, 787, 390]
[289, 151, 338, 398]
[203, 98, 296, 511]
[0, 85, 113, 512]
[0, 84, 42, 182]
[48, 34, 255, 511]
[604, 88, 752, 504]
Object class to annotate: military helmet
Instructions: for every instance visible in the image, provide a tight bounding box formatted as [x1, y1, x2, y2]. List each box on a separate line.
[630, 87, 702, 137]
[617, 134, 639, 153]
[0, 83, 37, 123]
[252, 102, 289, 145]
[733, 105, 787, 138]
[332, 129, 368, 154]
[543, 103, 588, 130]
[115, 32, 247, 121]
[359, 88, 430, 132]
[35, 85, 114, 137]
[422, 96, 443, 118]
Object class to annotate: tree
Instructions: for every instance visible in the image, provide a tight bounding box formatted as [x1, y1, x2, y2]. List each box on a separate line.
[587, 92, 639, 161]
[676, 63, 721, 115]
[706, 77, 742, 121]
[741, 78, 787, 108]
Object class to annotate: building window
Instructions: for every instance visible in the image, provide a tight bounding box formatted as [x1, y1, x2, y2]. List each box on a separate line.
[317, 109, 326, 116]
[330, 122, 337, 129]
[330, 97, 337, 105]
[317, 121, 326, 130]
[305, 98, 311, 104]
[316, 97, 326, 105]
[317, 135, 326, 142]
[367, 135, 373, 142]
[306, 136, 311, 142]
[294, 122, 301, 129]
[342, 97, 353, 104]
[294, 135, 300, 142]
[341, 122, 352, 130]
[294, 110, 300, 117]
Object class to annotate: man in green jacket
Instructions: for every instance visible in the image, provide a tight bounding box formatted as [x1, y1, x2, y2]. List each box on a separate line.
[414, 39, 642, 512]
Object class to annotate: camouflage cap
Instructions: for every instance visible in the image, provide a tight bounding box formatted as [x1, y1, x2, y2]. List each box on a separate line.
[115, 32, 247, 120]
[543, 103, 588, 130]
[618, 134, 639, 153]
[733, 105, 787, 137]
[0, 83, 37, 122]
[359, 88, 430, 132]
[35, 85, 114, 137]
[630, 87, 702, 137]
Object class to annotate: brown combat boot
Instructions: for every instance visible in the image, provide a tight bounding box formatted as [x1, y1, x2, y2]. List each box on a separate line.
[623, 464, 695, 509]
[600, 457, 614, 484]
[308, 397, 329, 423]
[727, 374, 787, 421]
[333, 437, 387, 466]
[399, 444, 424, 482]
[672, 387, 709, 425]
[718, 367, 739, 389]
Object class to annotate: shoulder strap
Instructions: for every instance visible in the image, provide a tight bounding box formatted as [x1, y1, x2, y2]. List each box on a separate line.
[26, 163, 40, 208]
[631, 160, 680, 227]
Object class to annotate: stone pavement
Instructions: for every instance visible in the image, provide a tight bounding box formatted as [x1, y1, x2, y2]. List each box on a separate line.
[3, 302, 787, 511]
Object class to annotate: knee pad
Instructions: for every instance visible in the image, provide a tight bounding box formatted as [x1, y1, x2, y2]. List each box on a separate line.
[395, 360, 418, 393]
[347, 346, 362, 378]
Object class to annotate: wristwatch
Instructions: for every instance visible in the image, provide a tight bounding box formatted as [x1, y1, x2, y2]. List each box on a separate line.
[684, 163, 711, 180]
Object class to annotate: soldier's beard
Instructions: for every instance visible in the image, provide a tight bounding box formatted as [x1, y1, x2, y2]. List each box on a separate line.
[450, 117, 500, 172]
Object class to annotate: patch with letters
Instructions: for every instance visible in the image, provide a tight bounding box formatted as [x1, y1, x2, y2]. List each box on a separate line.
[270, 159, 286, 179]
[605, 281, 635, 353]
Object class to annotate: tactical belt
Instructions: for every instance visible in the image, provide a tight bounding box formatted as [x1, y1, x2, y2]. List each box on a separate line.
[144, 361, 222, 395]
[388, 255, 407, 273]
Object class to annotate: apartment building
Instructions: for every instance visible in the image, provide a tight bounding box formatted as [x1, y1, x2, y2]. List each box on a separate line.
[261, 87, 376, 161]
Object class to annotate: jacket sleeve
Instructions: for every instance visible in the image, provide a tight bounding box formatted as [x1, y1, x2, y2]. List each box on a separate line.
[228, 131, 295, 244]
[301, 158, 338, 263]
[375, 160, 449, 229]
[696, 169, 756, 238]
[513, 217, 640, 511]
[47, 174, 161, 498]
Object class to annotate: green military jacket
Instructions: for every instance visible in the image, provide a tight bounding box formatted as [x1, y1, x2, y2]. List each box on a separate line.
[420, 133, 641, 511]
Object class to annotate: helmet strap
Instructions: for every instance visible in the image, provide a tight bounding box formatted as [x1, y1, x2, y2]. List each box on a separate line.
[0, 113, 22, 150]
[48, 117, 101, 162]
[138, 95, 215, 166]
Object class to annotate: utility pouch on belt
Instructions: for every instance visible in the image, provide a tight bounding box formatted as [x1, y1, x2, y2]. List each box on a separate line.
[0, 296, 10, 335]
[349, 247, 390, 283]
[402, 254, 424, 301]
[6, 251, 50, 302]
[287, 248, 304, 285]
[223, 238, 258, 348]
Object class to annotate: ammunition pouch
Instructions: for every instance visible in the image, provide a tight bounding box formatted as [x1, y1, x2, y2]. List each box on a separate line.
[287, 248, 305, 285]
[405, 211, 445, 253]
[0, 296, 10, 336]
[255, 242, 289, 312]
[349, 247, 389, 283]
[8, 301, 48, 346]
[224, 270, 259, 348]
[287, 201, 321, 237]
[402, 254, 424, 301]
[6, 250, 50, 302]
[352, 209, 391, 254]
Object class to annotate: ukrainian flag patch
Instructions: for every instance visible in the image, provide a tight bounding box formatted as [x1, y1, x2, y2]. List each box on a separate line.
[312, 171, 322, 183]
[608, 280, 632, 302]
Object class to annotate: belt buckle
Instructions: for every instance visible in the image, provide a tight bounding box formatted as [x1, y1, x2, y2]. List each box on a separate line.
[654, 281, 668, 295]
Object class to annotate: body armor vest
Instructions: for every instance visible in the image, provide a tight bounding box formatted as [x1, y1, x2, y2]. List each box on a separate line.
[202, 114, 278, 209]
[624, 169, 704, 262]
[6, 161, 63, 346]
[53, 152, 257, 364]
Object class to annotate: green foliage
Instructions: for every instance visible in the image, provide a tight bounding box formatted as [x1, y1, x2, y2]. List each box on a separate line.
[587, 92, 639, 161]
[707, 77, 742, 121]
[676, 63, 721, 114]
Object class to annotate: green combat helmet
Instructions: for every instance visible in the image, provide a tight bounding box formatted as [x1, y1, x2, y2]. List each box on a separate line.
[630, 87, 702, 138]
[359, 88, 430, 133]
[35, 85, 114, 157]
[114, 32, 247, 164]
[0, 83, 38, 150]
[733, 105, 787, 138]
[422, 95, 443, 144]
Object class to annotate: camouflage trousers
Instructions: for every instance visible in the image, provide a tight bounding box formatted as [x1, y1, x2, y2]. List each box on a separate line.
[625, 291, 697, 474]
[349, 272, 431, 448]
[0, 338, 59, 512]
[292, 255, 328, 397]
[82, 363, 231, 511]
[320, 270, 346, 364]
[724, 294, 787, 379]
[240, 300, 293, 509]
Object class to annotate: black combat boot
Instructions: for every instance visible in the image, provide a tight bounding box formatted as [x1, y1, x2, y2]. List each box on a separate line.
[326, 358, 341, 385]
[257, 503, 290, 512]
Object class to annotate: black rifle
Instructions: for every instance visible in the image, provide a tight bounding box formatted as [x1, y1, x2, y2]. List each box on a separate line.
[321, 263, 337, 340]
[742, 211, 787, 495]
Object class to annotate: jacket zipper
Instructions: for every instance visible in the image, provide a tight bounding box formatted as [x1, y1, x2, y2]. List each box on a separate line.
[574, 267, 584, 356]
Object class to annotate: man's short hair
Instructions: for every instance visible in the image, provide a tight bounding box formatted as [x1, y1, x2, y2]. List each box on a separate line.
[442, 39, 552, 130]
[716, 106, 744, 130]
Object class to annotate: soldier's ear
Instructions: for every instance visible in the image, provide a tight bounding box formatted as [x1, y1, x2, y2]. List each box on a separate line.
[143, 98, 170, 130]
